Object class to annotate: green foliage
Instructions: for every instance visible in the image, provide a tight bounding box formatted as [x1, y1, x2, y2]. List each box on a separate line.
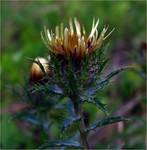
[14, 39, 129, 149]
[81, 98, 108, 116]
[84, 67, 129, 96]
[38, 140, 83, 149]
[1, 1, 146, 149]
[62, 116, 81, 132]
[0, 115, 34, 149]
[85, 116, 129, 133]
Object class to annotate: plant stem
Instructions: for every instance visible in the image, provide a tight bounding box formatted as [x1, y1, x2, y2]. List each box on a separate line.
[79, 106, 90, 149]
[73, 99, 90, 149]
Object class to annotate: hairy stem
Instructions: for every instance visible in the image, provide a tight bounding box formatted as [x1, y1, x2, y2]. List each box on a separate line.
[72, 99, 90, 149]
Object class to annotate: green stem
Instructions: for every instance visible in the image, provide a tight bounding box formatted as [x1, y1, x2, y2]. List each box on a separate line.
[73, 99, 89, 149]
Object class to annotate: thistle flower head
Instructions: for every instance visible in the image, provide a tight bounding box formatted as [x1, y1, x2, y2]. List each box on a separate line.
[41, 18, 114, 60]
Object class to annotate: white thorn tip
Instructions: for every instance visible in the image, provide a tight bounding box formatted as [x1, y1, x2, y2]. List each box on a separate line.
[103, 28, 115, 40]
[74, 18, 81, 37]
[69, 19, 74, 35]
[89, 18, 99, 39]
[47, 29, 52, 41]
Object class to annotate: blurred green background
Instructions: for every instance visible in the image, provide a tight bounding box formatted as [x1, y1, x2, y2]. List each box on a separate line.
[1, 1, 146, 149]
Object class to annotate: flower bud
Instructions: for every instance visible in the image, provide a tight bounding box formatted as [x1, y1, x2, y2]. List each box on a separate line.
[30, 57, 50, 83]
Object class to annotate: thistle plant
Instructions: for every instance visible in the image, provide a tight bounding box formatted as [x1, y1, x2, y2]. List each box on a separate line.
[20, 18, 128, 149]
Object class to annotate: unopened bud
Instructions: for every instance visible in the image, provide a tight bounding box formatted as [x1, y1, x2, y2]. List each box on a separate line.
[30, 57, 51, 83]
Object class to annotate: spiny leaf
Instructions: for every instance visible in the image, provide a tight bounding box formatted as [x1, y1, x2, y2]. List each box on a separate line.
[38, 140, 83, 149]
[13, 112, 49, 131]
[106, 67, 128, 79]
[85, 116, 129, 133]
[22, 114, 43, 125]
[97, 67, 129, 90]
[95, 42, 109, 65]
[51, 84, 63, 94]
[81, 98, 108, 116]
[62, 116, 81, 131]
[29, 83, 63, 95]
[28, 83, 46, 93]
[98, 59, 108, 73]
[85, 67, 129, 96]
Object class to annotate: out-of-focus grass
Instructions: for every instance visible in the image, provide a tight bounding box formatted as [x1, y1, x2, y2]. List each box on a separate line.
[1, 1, 146, 149]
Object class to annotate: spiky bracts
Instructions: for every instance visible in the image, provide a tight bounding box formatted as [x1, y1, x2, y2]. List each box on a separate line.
[30, 18, 113, 83]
